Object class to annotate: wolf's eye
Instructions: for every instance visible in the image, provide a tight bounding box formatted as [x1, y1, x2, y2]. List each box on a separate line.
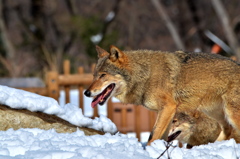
[100, 74, 106, 78]
[172, 119, 177, 123]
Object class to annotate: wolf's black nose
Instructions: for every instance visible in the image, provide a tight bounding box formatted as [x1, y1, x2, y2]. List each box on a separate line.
[84, 90, 91, 97]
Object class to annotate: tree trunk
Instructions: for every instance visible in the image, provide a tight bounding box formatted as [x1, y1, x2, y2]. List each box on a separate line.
[211, 0, 240, 61]
[151, 0, 185, 50]
[0, 0, 17, 77]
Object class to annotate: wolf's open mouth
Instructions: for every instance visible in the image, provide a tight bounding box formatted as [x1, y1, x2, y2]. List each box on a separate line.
[91, 83, 115, 108]
[167, 131, 181, 142]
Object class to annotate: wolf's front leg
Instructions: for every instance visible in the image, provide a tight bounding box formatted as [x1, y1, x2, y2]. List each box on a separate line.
[147, 104, 177, 145]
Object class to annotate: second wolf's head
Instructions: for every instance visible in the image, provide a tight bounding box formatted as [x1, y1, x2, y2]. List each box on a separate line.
[84, 45, 130, 108]
[168, 111, 221, 147]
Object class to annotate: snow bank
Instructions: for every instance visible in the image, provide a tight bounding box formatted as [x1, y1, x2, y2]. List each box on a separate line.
[0, 128, 149, 159]
[0, 85, 117, 134]
[0, 128, 239, 159]
[146, 139, 240, 159]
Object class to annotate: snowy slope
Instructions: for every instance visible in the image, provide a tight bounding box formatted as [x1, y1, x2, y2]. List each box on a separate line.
[0, 85, 239, 159]
[0, 128, 239, 159]
[0, 85, 117, 134]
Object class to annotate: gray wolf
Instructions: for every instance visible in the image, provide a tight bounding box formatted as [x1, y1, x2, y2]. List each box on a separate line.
[168, 111, 221, 148]
[168, 110, 240, 148]
[84, 45, 240, 145]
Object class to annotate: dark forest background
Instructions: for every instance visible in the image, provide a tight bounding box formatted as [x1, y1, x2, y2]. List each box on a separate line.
[0, 0, 239, 79]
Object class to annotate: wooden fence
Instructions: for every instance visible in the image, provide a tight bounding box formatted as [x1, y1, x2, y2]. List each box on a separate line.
[19, 60, 157, 140]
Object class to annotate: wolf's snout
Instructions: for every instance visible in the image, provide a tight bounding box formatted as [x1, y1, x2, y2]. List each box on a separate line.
[84, 90, 91, 97]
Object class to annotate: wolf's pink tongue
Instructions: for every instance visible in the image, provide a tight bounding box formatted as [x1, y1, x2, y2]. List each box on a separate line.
[91, 94, 103, 108]
[91, 100, 99, 108]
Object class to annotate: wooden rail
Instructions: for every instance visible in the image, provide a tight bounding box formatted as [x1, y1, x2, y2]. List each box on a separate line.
[18, 87, 48, 96]
[58, 74, 93, 85]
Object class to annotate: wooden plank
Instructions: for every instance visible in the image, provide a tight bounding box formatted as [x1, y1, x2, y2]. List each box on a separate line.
[78, 67, 84, 112]
[58, 74, 93, 86]
[107, 99, 113, 121]
[93, 106, 98, 118]
[64, 60, 70, 104]
[135, 105, 141, 141]
[110, 103, 135, 133]
[17, 87, 48, 96]
[121, 106, 127, 134]
[149, 111, 156, 130]
[46, 71, 59, 100]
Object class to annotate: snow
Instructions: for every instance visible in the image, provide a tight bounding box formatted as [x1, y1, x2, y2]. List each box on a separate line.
[0, 128, 149, 159]
[0, 85, 117, 134]
[0, 128, 239, 159]
[0, 85, 239, 158]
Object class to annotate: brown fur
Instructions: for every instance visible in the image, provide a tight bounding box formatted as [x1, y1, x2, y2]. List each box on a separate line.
[85, 45, 240, 145]
[169, 111, 221, 147]
[169, 110, 240, 147]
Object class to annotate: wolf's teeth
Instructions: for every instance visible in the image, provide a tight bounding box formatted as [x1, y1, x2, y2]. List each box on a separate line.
[104, 90, 110, 96]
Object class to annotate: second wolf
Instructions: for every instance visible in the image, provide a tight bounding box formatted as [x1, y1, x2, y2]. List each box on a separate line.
[84, 45, 240, 145]
[168, 110, 240, 148]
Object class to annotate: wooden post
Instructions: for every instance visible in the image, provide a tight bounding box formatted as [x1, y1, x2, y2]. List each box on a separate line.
[149, 111, 156, 130]
[93, 106, 99, 118]
[78, 67, 84, 113]
[58, 74, 93, 85]
[107, 98, 113, 121]
[135, 105, 141, 141]
[64, 60, 70, 104]
[46, 71, 59, 100]
[121, 105, 127, 134]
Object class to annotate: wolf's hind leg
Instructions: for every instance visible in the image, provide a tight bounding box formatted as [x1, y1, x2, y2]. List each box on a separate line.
[223, 106, 240, 138]
[223, 90, 240, 139]
[199, 100, 231, 141]
[206, 105, 232, 141]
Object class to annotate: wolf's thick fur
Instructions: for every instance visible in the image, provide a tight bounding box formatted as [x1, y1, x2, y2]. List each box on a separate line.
[169, 110, 240, 147]
[169, 111, 221, 148]
[84, 45, 240, 145]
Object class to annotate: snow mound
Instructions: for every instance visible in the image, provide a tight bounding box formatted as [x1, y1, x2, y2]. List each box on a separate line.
[0, 129, 239, 159]
[0, 85, 117, 134]
[0, 128, 149, 159]
[146, 139, 240, 159]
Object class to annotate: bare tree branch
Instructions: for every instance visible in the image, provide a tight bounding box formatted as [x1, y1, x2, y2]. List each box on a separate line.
[211, 0, 240, 60]
[0, 55, 12, 74]
[0, 0, 17, 76]
[65, 0, 78, 16]
[186, 0, 211, 50]
[151, 0, 185, 50]
[0, 1, 15, 59]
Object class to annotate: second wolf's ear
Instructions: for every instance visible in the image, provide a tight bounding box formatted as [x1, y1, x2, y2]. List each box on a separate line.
[109, 45, 125, 63]
[96, 45, 110, 58]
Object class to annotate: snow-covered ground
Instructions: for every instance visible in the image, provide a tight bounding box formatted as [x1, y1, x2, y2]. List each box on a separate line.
[0, 86, 116, 134]
[0, 85, 239, 159]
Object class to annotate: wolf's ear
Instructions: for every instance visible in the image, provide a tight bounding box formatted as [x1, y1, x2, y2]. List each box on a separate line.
[96, 45, 109, 58]
[109, 45, 125, 62]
